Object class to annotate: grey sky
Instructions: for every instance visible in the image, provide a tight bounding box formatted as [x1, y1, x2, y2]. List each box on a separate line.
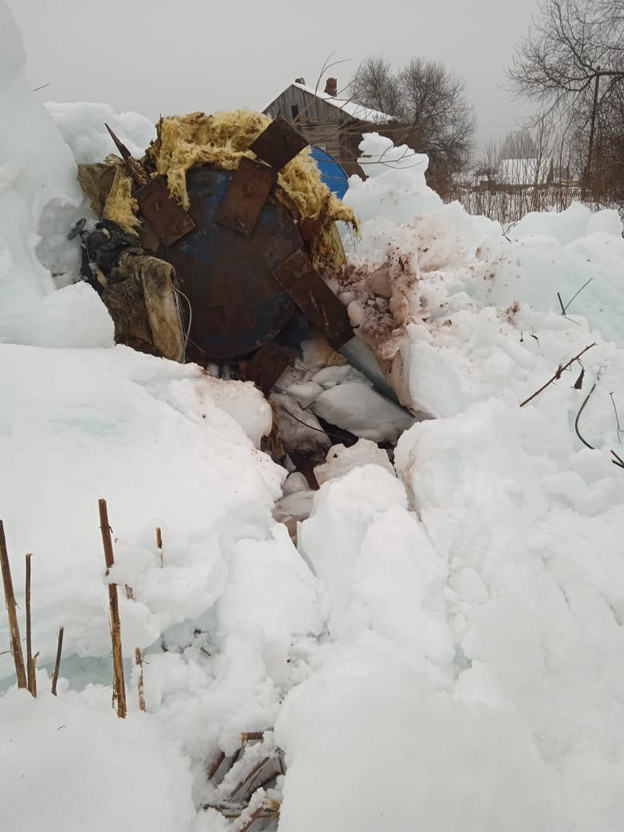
[11, 0, 539, 155]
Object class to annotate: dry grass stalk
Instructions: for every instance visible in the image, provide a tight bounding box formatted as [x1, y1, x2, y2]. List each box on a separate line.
[135, 647, 146, 712]
[98, 498, 127, 718]
[156, 526, 163, 567]
[25, 553, 37, 696]
[0, 520, 27, 688]
[51, 626, 64, 695]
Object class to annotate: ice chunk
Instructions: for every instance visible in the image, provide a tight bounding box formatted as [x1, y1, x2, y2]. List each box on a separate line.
[311, 382, 413, 442]
[314, 438, 395, 486]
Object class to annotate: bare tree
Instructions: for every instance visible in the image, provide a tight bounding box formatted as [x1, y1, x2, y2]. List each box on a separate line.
[509, 0, 624, 197]
[350, 57, 475, 192]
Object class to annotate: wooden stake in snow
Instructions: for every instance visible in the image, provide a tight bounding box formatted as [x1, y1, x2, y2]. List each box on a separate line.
[98, 499, 127, 718]
[25, 553, 37, 697]
[0, 520, 27, 689]
[156, 526, 163, 567]
[135, 647, 146, 712]
[51, 626, 64, 696]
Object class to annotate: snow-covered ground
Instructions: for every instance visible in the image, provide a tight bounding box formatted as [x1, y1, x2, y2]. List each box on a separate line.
[2, 1, 624, 830]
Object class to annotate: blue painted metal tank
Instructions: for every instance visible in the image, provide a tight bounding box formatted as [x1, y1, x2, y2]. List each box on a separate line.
[155, 166, 302, 360]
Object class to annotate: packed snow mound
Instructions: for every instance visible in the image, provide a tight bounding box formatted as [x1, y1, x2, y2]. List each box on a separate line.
[46, 100, 156, 163]
[344, 133, 443, 224]
[0, 0, 88, 329]
[1, 688, 195, 832]
[329, 134, 624, 830]
[0, 345, 279, 681]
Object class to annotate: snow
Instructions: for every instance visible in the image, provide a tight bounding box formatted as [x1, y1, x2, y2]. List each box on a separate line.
[2, 7, 624, 831]
[1, 687, 195, 832]
[45, 101, 156, 163]
[292, 82, 393, 124]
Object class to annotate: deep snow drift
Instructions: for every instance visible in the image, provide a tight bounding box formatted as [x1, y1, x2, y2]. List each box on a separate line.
[2, 1, 624, 830]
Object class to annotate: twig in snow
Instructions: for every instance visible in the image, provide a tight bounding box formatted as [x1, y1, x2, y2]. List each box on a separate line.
[611, 450, 624, 469]
[558, 277, 594, 316]
[51, 626, 64, 695]
[0, 520, 27, 689]
[25, 554, 37, 697]
[98, 499, 127, 718]
[574, 377, 599, 450]
[610, 393, 623, 443]
[557, 291, 582, 325]
[135, 647, 146, 712]
[519, 343, 596, 407]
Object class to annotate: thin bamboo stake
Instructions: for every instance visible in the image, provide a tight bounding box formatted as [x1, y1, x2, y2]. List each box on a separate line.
[25, 554, 36, 697]
[98, 499, 127, 718]
[156, 527, 163, 567]
[51, 626, 64, 695]
[135, 647, 146, 712]
[0, 520, 27, 688]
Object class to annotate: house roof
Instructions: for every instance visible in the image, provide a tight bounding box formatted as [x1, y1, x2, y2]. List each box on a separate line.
[292, 82, 394, 124]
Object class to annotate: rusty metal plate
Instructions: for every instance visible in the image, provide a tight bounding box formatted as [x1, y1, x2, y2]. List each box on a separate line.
[245, 343, 293, 396]
[250, 117, 308, 171]
[272, 251, 353, 349]
[154, 167, 301, 360]
[137, 175, 196, 248]
[215, 157, 275, 237]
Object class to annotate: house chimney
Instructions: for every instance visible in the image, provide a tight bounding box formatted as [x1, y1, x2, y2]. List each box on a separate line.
[324, 77, 338, 97]
[295, 77, 306, 85]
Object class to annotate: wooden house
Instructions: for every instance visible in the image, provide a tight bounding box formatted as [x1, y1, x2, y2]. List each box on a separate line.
[263, 78, 395, 176]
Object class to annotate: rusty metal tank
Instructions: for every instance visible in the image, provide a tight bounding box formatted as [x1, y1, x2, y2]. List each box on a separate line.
[155, 166, 303, 361]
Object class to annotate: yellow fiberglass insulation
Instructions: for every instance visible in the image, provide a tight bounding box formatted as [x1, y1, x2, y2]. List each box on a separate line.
[103, 165, 140, 232]
[103, 110, 358, 271]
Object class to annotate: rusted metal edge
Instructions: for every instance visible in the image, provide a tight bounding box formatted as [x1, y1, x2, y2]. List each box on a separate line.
[215, 157, 276, 237]
[244, 344, 293, 396]
[250, 116, 308, 171]
[136, 175, 196, 248]
[272, 250, 353, 349]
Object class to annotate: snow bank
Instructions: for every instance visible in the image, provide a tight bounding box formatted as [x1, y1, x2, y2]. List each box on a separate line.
[0, 1, 87, 330]
[45, 101, 156, 163]
[1, 688, 195, 832]
[0, 345, 278, 680]
[291, 132, 624, 830]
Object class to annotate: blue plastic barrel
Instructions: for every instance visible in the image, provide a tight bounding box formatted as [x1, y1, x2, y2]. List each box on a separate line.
[310, 146, 349, 199]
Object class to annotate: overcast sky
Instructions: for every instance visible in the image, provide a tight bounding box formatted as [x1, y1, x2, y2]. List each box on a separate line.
[11, 0, 539, 155]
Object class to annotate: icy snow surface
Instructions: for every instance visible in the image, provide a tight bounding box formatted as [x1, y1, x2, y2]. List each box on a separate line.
[2, 5, 624, 828]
